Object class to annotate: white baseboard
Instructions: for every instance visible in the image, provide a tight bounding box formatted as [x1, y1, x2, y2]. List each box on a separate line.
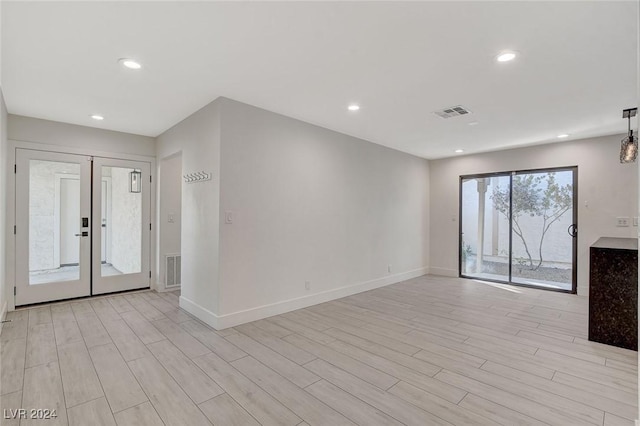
[180, 266, 429, 330]
[428, 266, 458, 277]
[180, 296, 220, 329]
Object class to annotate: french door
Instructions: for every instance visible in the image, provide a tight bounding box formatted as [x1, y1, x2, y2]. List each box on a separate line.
[459, 167, 577, 293]
[15, 149, 151, 305]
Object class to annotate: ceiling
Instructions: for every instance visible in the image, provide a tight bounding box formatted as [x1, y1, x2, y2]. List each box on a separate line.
[2, 1, 638, 159]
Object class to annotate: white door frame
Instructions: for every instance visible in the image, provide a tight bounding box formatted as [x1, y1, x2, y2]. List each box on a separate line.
[9, 143, 155, 309]
[54, 173, 79, 268]
[101, 177, 112, 264]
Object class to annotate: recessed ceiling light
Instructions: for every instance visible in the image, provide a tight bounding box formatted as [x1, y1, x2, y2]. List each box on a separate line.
[347, 104, 360, 111]
[119, 58, 142, 70]
[557, 133, 570, 138]
[496, 51, 517, 62]
[455, 149, 464, 153]
[90, 114, 104, 121]
[468, 121, 479, 126]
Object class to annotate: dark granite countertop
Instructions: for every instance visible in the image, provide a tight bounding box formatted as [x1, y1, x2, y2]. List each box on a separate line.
[591, 237, 638, 251]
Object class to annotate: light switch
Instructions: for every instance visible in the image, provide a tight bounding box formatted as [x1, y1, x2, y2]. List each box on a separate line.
[168, 214, 175, 223]
[225, 211, 233, 224]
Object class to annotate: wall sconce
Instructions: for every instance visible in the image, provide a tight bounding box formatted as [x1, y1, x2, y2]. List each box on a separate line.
[130, 170, 142, 193]
[620, 107, 638, 163]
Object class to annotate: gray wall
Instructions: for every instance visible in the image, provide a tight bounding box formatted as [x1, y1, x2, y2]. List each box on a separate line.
[158, 153, 182, 289]
[217, 99, 430, 320]
[156, 99, 222, 318]
[429, 134, 638, 295]
[8, 115, 155, 156]
[156, 97, 430, 328]
[5, 113, 156, 310]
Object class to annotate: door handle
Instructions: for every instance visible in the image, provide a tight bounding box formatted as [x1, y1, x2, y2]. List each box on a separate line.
[74, 232, 89, 237]
[567, 224, 578, 238]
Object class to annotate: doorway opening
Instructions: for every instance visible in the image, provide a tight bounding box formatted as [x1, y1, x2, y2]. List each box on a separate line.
[15, 149, 152, 305]
[459, 167, 577, 293]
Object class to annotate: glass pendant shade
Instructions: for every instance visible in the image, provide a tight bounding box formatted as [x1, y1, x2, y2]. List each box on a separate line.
[620, 130, 638, 163]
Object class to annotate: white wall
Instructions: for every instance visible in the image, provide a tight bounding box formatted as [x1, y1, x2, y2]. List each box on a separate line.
[155, 97, 430, 329]
[8, 115, 155, 157]
[28, 160, 79, 271]
[156, 99, 222, 319]
[429, 134, 638, 295]
[216, 98, 429, 326]
[158, 153, 182, 289]
[5, 114, 156, 310]
[0, 88, 7, 322]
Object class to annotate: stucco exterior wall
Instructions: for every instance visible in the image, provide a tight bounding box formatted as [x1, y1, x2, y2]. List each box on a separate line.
[29, 160, 79, 271]
[109, 167, 142, 274]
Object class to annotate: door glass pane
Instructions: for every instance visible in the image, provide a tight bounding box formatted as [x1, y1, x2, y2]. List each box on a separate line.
[461, 175, 511, 281]
[101, 166, 142, 276]
[510, 171, 573, 290]
[29, 160, 81, 284]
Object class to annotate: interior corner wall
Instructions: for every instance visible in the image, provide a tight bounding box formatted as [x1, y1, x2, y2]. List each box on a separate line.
[215, 98, 430, 328]
[428, 134, 638, 296]
[156, 99, 222, 324]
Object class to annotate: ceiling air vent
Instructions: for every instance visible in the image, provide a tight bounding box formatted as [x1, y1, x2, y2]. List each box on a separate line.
[433, 105, 472, 119]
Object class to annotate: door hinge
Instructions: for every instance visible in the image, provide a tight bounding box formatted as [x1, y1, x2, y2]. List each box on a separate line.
[13, 225, 16, 235]
[14, 287, 16, 296]
[14, 164, 16, 174]
[150, 175, 152, 183]
[149, 223, 152, 231]
[149, 271, 152, 278]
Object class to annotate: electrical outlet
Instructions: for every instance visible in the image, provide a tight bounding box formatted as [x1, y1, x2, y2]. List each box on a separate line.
[616, 217, 630, 227]
[168, 214, 175, 223]
[225, 211, 233, 224]
[634, 217, 638, 227]
[305, 281, 311, 291]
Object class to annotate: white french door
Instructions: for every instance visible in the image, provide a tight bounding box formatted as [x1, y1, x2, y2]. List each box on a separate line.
[92, 157, 151, 295]
[15, 149, 151, 306]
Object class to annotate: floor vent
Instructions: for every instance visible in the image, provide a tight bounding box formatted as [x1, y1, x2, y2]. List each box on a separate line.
[165, 254, 181, 289]
[433, 105, 472, 119]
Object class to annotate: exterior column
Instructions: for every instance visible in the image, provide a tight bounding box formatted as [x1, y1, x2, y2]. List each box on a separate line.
[476, 178, 487, 274]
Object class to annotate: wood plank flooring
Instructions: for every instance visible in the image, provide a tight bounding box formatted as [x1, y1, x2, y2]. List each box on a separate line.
[1, 275, 637, 425]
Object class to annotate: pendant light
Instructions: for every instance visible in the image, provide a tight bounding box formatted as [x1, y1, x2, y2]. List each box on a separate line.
[620, 108, 638, 163]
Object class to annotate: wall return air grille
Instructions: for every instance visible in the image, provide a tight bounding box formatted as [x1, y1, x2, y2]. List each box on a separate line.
[165, 254, 181, 289]
[433, 105, 472, 119]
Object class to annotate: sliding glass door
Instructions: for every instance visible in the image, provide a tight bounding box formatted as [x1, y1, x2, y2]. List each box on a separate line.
[460, 167, 577, 293]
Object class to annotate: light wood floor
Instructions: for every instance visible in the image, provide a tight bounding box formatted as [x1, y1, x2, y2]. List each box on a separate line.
[0, 275, 637, 425]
